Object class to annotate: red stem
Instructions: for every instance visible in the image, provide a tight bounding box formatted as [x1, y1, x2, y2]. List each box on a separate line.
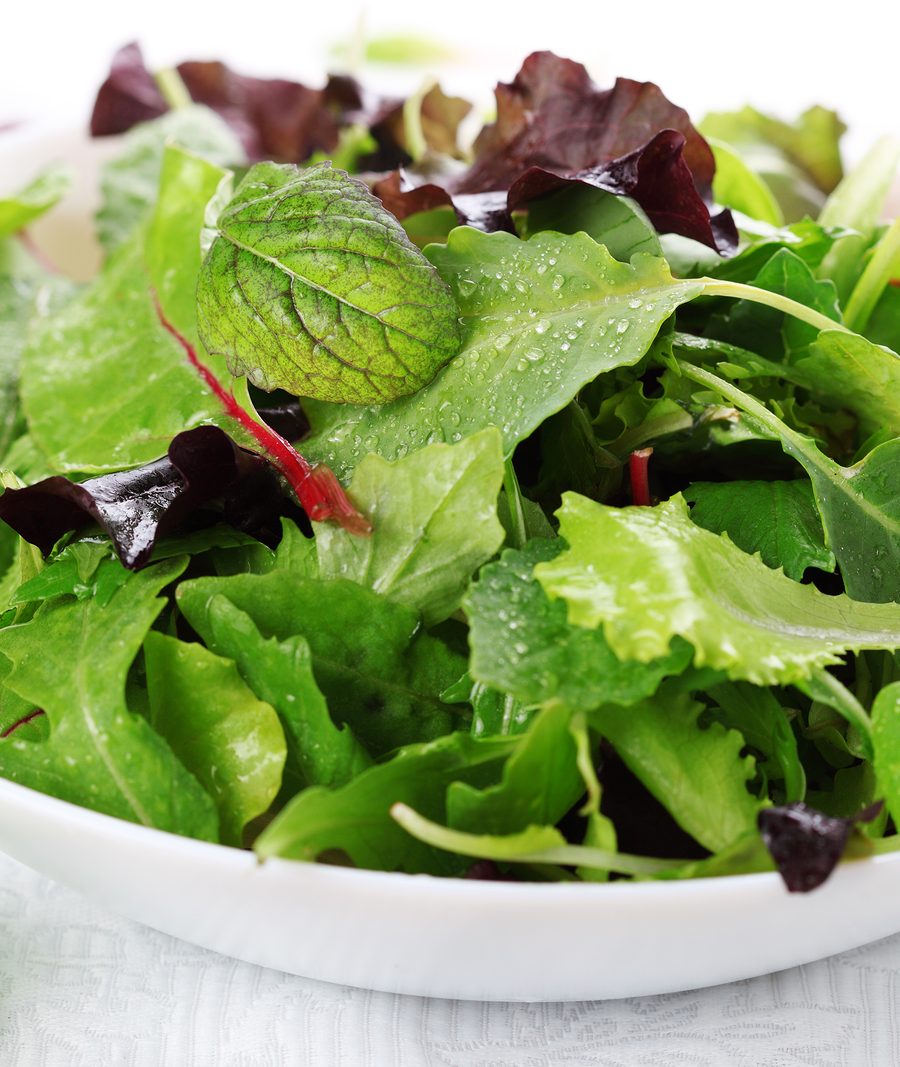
[152, 293, 371, 535]
[1, 708, 46, 739]
[17, 230, 60, 275]
[629, 448, 653, 507]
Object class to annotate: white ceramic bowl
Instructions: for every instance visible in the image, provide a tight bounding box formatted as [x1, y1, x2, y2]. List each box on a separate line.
[4, 121, 900, 1004]
[3, 776, 900, 1001]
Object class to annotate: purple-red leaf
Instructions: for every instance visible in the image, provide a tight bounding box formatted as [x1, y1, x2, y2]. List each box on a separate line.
[758, 801, 882, 892]
[89, 42, 166, 136]
[0, 426, 290, 570]
[377, 52, 736, 252]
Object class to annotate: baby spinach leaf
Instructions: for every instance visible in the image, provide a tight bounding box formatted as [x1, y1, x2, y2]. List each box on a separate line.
[465, 539, 691, 710]
[685, 479, 835, 580]
[255, 732, 517, 873]
[177, 572, 466, 756]
[526, 186, 661, 261]
[196, 161, 461, 404]
[302, 230, 705, 478]
[590, 687, 760, 852]
[0, 557, 218, 838]
[535, 493, 900, 685]
[0, 166, 71, 239]
[144, 632, 285, 845]
[183, 593, 370, 788]
[705, 136, 782, 226]
[315, 428, 505, 626]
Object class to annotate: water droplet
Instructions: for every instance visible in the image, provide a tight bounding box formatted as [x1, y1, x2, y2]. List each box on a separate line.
[551, 274, 564, 291]
[628, 298, 643, 309]
[534, 319, 551, 334]
[458, 278, 477, 297]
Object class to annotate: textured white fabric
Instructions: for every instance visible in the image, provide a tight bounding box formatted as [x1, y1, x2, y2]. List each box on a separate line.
[1, 851, 896, 1067]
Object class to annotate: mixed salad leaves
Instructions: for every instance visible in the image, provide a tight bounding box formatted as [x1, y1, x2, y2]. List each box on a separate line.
[0, 44, 898, 891]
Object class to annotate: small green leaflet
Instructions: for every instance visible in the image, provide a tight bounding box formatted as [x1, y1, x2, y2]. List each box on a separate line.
[465, 539, 692, 710]
[315, 428, 505, 626]
[301, 229, 704, 478]
[196, 161, 460, 404]
[685, 479, 835, 580]
[0, 165, 71, 239]
[144, 632, 285, 846]
[534, 493, 900, 685]
[0, 558, 218, 838]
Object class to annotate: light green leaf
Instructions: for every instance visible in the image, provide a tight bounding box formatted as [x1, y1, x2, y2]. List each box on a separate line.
[144, 632, 285, 845]
[707, 137, 782, 226]
[0, 165, 71, 239]
[527, 186, 661, 260]
[255, 732, 517, 873]
[535, 493, 900, 685]
[589, 687, 760, 851]
[685, 479, 835, 580]
[871, 683, 900, 828]
[176, 572, 466, 756]
[315, 428, 504, 625]
[183, 593, 370, 788]
[0, 558, 218, 838]
[465, 539, 691, 709]
[97, 105, 243, 253]
[21, 144, 249, 473]
[196, 161, 460, 404]
[302, 229, 704, 478]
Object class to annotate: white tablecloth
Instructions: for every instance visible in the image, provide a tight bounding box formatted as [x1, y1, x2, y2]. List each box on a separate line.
[1, 851, 896, 1066]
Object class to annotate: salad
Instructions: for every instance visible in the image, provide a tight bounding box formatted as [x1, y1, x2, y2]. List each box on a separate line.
[0, 44, 898, 894]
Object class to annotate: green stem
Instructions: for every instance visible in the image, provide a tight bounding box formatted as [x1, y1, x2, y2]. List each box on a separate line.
[698, 277, 851, 335]
[154, 68, 192, 112]
[803, 668, 874, 758]
[844, 216, 900, 333]
[503, 456, 528, 551]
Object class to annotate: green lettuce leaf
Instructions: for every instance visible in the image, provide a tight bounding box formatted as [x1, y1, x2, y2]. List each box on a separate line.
[315, 428, 504, 625]
[534, 493, 900, 685]
[0, 166, 71, 239]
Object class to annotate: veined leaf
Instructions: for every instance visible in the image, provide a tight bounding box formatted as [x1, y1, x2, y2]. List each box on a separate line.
[315, 428, 505, 626]
[302, 229, 705, 478]
[196, 161, 460, 404]
[534, 493, 900, 685]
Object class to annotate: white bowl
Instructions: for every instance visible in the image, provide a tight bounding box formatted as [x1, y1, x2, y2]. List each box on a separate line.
[3, 776, 900, 1001]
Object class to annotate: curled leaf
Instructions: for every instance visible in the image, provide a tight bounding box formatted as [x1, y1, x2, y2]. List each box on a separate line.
[758, 801, 881, 892]
[0, 426, 290, 569]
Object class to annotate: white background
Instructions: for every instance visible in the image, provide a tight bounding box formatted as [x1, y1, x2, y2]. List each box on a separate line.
[2, 0, 898, 162]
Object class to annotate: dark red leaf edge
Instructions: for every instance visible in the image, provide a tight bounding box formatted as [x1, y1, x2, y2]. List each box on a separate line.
[758, 801, 883, 893]
[0, 426, 294, 570]
[89, 42, 166, 136]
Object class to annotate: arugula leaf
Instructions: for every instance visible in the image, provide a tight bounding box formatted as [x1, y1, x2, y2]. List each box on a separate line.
[446, 703, 584, 834]
[144, 632, 285, 845]
[96, 105, 242, 252]
[196, 161, 461, 404]
[0, 166, 71, 239]
[0, 557, 218, 837]
[176, 572, 466, 755]
[534, 493, 900, 684]
[302, 230, 704, 478]
[589, 686, 760, 852]
[685, 479, 835, 580]
[315, 428, 504, 626]
[255, 732, 517, 872]
[677, 361, 900, 603]
[466, 539, 691, 710]
[181, 593, 370, 788]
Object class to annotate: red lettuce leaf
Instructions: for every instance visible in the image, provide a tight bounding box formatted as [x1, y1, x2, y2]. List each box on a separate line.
[0, 426, 293, 570]
[89, 42, 166, 136]
[758, 801, 882, 892]
[377, 52, 736, 252]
